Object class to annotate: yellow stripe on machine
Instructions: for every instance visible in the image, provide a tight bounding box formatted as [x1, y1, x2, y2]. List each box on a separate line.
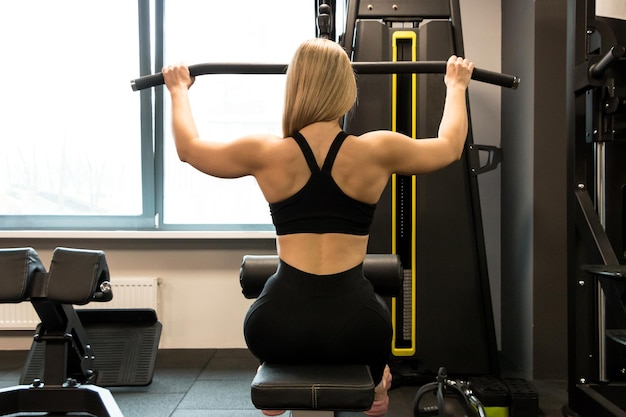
[391, 31, 417, 357]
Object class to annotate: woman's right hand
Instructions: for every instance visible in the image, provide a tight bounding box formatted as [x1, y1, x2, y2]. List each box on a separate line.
[444, 55, 474, 89]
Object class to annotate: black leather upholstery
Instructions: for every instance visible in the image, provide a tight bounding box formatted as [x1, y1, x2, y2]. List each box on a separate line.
[47, 247, 112, 305]
[0, 247, 45, 303]
[251, 363, 375, 411]
[240, 254, 402, 299]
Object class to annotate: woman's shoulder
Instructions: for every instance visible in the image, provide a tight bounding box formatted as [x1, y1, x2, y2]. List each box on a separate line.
[349, 131, 414, 155]
[238, 133, 284, 143]
[233, 133, 290, 153]
[353, 130, 399, 142]
[345, 131, 398, 154]
[243, 133, 300, 161]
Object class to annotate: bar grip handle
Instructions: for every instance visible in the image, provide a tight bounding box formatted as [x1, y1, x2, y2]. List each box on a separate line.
[131, 61, 520, 91]
[589, 45, 625, 79]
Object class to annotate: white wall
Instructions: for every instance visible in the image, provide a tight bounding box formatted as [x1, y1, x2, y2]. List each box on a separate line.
[0, 1, 503, 351]
[597, 0, 626, 19]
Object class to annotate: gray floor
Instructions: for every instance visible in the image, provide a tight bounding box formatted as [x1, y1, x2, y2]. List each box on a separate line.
[0, 349, 567, 417]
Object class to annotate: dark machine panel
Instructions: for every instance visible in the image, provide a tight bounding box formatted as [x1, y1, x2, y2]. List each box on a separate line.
[344, 1, 498, 377]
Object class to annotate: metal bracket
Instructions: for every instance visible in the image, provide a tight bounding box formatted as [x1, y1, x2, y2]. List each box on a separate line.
[467, 144, 502, 176]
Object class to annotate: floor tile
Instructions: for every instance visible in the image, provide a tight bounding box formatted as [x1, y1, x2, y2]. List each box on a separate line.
[172, 410, 263, 417]
[177, 379, 257, 410]
[198, 348, 259, 380]
[112, 392, 185, 417]
[155, 349, 217, 369]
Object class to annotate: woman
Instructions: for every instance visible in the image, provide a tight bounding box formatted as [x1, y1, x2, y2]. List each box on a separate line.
[163, 38, 474, 417]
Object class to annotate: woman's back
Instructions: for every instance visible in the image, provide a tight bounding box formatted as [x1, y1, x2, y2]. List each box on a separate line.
[254, 121, 391, 274]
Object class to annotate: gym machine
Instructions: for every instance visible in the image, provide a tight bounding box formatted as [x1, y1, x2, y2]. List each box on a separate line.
[332, 1, 541, 415]
[0, 247, 161, 416]
[565, 1, 626, 416]
[339, 0, 500, 379]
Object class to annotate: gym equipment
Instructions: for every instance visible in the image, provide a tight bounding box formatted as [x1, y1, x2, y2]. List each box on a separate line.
[317, 2, 333, 40]
[130, 61, 519, 92]
[251, 363, 375, 416]
[413, 370, 539, 417]
[0, 247, 122, 416]
[21, 308, 161, 387]
[239, 254, 402, 416]
[0, 247, 162, 416]
[566, 2, 626, 416]
[413, 367, 488, 417]
[340, 0, 503, 381]
[129, 1, 519, 93]
[240, 254, 402, 299]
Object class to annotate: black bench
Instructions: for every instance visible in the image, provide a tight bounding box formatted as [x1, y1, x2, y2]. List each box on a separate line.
[0, 246, 122, 416]
[240, 254, 402, 416]
[0, 246, 161, 417]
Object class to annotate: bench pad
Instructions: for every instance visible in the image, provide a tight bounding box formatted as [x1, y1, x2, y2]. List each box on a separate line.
[0, 247, 45, 303]
[251, 363, 375, 411]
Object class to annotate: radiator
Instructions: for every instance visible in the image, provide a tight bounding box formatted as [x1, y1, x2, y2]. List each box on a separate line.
[0, 277, 159, 331]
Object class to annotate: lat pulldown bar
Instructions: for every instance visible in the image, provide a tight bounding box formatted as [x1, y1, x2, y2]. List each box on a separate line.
[130, 61, 520, 91]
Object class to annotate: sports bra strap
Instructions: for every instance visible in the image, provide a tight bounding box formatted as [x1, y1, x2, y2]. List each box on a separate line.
[293, 131, 349, 174]
[321, 131, 348, 173]
[292, 132, 320, 173]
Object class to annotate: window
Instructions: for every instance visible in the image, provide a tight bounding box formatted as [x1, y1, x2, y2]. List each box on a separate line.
[0, 0, 315, 232]
[0, 1, 149, 229]
[162, 1, 313, 230]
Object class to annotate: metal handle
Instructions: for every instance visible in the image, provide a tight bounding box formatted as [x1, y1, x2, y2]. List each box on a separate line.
[589, 45, 625, 79]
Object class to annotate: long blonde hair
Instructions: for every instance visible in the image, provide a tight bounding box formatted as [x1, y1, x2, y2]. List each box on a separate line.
[282, 39, 357, 138]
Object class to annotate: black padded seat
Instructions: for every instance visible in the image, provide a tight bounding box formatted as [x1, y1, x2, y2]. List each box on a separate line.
[251, 363, 375, 411]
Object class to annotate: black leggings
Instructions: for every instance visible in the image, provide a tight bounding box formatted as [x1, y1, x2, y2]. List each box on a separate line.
[243, 260, 392, 384]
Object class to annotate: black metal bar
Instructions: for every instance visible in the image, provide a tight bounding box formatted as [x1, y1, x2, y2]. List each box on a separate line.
[575, 188, 619, 266]
[317, 2, 332, 40]
[0, 385, 123, 417]
[356, 0, 450, 19]
[574, 188, 626, 329]
[130, 61, 521, 91]
[341, 0, 359, 57]
[589, 45, 625, 79]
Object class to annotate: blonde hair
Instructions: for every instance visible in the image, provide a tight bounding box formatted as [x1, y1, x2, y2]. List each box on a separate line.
[282, 39, 357, 138]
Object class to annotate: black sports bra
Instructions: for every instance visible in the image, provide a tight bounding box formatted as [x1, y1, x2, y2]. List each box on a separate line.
[269, 131, 376, 236]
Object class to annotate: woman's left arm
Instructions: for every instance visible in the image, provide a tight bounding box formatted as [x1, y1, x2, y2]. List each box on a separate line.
[163, 64, 271, 178]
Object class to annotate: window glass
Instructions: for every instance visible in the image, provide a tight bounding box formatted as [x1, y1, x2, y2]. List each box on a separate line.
[0, 1, 142, 217]
[162, 0, 314, 227]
